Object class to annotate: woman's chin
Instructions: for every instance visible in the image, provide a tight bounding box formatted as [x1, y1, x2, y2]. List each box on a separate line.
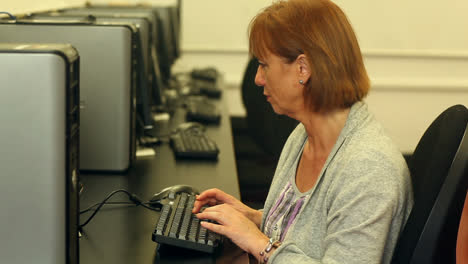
[270, 104, 283, 115]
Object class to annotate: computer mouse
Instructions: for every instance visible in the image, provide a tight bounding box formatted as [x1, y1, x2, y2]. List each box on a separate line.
[149, 184, 199, 205]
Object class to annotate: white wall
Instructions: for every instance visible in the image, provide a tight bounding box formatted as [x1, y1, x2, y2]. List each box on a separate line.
[1, 0, 84, 14]
[177, 0, 468, 153]
[3, 0, 468, 153]
[178, 0, 468, 81]
[0, 0, 177, 15]
[334, 0, 468, 153]
[175, 1, 270, 85]
[174, 1, 272, 118]
[335, 0, 468, 51]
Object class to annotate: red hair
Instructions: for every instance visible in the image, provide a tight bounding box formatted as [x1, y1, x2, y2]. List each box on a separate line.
[249, 0, 369, 112]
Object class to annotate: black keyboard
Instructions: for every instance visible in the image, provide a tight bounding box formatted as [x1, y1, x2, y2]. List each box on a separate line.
[186, 100, 221, 124]
[191, 68, 219, 82]
[190, 79, 222, 98]
[170, 125, 219, 160]
[152, 192, 223, 253]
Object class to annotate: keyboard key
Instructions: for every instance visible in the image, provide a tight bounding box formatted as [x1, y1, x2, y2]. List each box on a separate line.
[155, 204, 172, 236]
[170, 126, 219, 160]
[152, 193, 223, 253]
[198, 224, 207, 244]
[207, 230, 216, 246]
[178, 209, 192, 240]
[188, 215, 199, 242]
[169, 207, 184, 238]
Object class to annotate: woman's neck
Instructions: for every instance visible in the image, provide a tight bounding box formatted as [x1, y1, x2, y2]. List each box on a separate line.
[298, 108, 350, 160]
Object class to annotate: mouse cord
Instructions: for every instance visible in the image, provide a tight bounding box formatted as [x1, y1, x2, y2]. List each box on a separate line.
[80, 201, 135, 214]
[79, 189, 157, 230]
[0, 12, 16, 19]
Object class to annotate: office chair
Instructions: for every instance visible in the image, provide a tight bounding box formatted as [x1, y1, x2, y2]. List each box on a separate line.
[457, 192, 468, 264]
[233, 58, 298, 207]
[392, 104, 468, 264]
[241, 57, 298, 157]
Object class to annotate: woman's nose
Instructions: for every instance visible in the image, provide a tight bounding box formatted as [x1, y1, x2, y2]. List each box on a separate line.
[254, 66, 265, 87]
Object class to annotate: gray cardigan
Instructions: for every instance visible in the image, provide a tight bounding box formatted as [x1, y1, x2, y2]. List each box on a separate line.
[260, 102, 413, 264]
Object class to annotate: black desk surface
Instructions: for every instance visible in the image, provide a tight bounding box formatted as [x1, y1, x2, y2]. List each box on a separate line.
[79, 95, 241, 264]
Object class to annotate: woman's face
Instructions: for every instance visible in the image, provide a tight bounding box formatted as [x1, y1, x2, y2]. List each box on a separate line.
[254, 52, 305, 117]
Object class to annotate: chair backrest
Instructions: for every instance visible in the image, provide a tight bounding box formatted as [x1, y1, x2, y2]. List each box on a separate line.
[457, 192, 468, 264]
[241, 58, 298, 157]
[392, 104, 468, 264]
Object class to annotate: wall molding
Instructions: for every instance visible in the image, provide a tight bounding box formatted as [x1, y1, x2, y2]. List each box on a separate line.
[180, 47, 468, 90]
[363, 49, 468, 59]
[182, 46, 468, 58]
[181, 46, 248, 54]
[371, 79, 468, 92]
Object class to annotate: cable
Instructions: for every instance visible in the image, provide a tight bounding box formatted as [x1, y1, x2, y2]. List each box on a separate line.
[0, 12, 16, 20]
[80, 201, 134, 214]
[79, 189, 158, 229]
[80, 201, 157, 214]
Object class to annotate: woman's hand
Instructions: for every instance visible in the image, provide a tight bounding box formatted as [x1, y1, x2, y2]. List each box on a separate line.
[192, 188, 262, 227]
[196, 203, 269, 257]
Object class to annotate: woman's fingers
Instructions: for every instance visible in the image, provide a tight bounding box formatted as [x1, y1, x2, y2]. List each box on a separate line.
[192, 197, 218, 213]
[192, 188, 232, 213]
[195, 203, 267, 255]
[192, 188, 253, 222]
[196, 206, 225, 223]
[196, 188, 230, 202]
[200, 220, 225, 235]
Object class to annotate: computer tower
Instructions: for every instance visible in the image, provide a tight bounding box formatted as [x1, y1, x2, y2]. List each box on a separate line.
[62, 6, 168, 103]
[27, 12, 157, 133]
[0, 43, 80, 264]
[0, 18, 137, 172]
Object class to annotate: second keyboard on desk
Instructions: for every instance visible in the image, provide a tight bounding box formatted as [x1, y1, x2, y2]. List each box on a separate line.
[183, 96, 221, 124]
[186, 102, 221, 124]
[170, 124, 219, 160]
[152, 192, 223, 253]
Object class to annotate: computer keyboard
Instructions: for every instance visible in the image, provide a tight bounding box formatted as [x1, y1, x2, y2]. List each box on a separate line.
[191, 68, 219, 82]
[152, 192, 223, 253]
[170, 124, 219, 160]
[186, 99, 221, 124]
[190, 79, 222, 98]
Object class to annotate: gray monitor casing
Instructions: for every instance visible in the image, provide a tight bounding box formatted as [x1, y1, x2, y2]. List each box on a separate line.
[0, 43, 80, 264]
[0, 19, 136, 171]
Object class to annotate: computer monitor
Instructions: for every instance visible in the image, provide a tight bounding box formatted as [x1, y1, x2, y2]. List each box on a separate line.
[154, 6, 177, 82]
[0, 18, 136, 172]
[0, 43, 80, 264]
[167, 5, 181, 59]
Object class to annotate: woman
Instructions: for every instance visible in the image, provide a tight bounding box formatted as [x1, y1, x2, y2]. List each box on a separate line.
[193, 0, 413, 263]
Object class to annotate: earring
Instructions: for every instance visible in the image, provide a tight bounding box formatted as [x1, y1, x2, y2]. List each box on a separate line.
[299, 80, 304, 84]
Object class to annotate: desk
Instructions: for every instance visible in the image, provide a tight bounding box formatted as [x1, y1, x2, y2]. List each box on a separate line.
[79, 95, 240, 264]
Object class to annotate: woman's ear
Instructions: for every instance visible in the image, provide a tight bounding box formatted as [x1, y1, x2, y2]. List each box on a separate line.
[296, 54, 311, 83]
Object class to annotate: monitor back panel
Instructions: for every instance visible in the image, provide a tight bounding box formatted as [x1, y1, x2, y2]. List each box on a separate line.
[0, 23, 133, 171]
[0, 44, 79, 264]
